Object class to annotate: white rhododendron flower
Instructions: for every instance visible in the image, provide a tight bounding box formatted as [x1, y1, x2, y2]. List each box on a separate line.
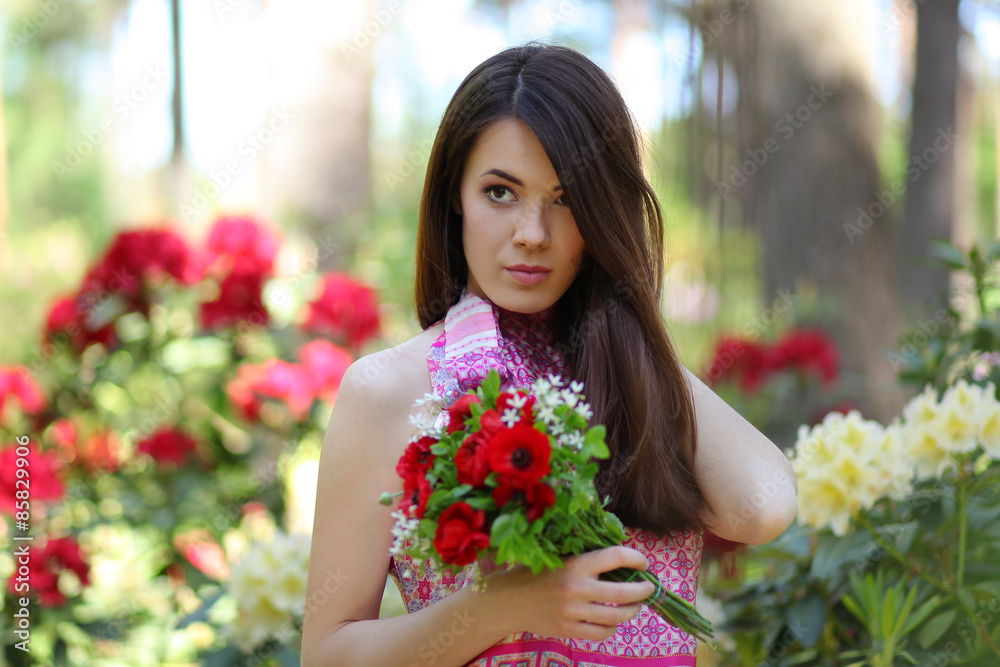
[791, 411, 913, 536]
[899, 380, 1000, 479]
[794, 380, 1000, 536]
[226, 530, 311, 652]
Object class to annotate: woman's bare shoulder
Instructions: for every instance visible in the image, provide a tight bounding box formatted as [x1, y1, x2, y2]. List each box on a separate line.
[342, 320, 446, 410]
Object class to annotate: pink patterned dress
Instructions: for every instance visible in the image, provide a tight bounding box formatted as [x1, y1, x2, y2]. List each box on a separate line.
[388, 289, 703, 666]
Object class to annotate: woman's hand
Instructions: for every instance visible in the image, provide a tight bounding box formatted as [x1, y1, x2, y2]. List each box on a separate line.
[480, 545, 656, 642]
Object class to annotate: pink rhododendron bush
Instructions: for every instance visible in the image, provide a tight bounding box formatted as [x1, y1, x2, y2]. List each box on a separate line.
[0, 215, 382, 665]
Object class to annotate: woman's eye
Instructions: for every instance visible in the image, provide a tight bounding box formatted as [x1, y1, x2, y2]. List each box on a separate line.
[484, 185, 516, 203]
[555, 193, 569, 207]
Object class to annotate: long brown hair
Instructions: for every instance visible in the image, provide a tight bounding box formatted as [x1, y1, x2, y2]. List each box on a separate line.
[414, 43, 706, 536]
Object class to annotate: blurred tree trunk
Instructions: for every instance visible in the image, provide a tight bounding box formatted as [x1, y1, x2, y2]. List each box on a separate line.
[900, 0, 960, 314]
[168, 0, 187, 220]
[734, 0, 906, 420]
[261, 0, 375, 270]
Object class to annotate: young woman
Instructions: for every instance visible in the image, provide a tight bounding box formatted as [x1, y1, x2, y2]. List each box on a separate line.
[301, 43, 797, 667]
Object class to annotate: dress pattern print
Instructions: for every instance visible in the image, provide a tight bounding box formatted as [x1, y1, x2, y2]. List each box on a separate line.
[388, 288, 703, 666]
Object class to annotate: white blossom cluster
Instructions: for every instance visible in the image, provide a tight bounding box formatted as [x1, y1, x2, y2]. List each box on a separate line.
[792, 379, 1000, 536]
[531, 374, 593, 450]
[225, 531, 311, 652]
[408, 391, 446, 440]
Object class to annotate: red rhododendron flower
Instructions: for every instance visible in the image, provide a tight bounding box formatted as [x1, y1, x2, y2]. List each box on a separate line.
[176, 530, 230, 580]
[204, 216, 280, 277]
[497, 389, 537, 423]
[771, 329, 838, 387]
[0, 366, 47, 416]
[79, 431, 122, 473]
[79, 228, 202, 314]
[400, 471, 434, 519]
[433, 502, 490, 565]
[447, 394, 481, 434]
[48, 419, 78, 451]
[7, 536, 91, 606]
[706, 336, 775, 394]
[493, 478, 555, 522]
[303, 273, 382, 349]
[397, 436, 437, 480]
[0, 443, 64, 514]
[44, 295, 117, 353]
[137, 428, 198, 466]
[702, 531, 744, 580]
[227, 360, 316, 422]
[486, 423, 551, 483]
[299, 340, 352, 404]
[48, 420, 121, 474]
[199, 271, 270, 329]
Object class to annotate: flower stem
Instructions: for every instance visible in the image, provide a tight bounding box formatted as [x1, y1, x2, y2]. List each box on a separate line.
[956, 471, 968, 589]
[598, 567, 715, 643]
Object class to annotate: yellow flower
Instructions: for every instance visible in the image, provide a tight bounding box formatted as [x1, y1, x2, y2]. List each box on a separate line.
[900, 421, 954, 480]
[790, 411, 911, 536]
[978, 398, 1000, 458]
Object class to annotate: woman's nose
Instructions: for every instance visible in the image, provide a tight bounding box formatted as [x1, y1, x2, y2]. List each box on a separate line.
[512, 199, 550, 248]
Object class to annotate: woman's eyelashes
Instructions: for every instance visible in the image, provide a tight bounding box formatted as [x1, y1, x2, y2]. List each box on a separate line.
[482, 184, 569, 207]
[483, 184, 516, 204]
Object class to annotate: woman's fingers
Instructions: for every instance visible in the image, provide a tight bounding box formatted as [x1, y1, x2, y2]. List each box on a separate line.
[572, 545, 651, 575]
[589, 578, 657, 605]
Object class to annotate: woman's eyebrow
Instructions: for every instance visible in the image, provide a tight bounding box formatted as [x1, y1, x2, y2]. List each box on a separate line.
[479, 168, 563, 191]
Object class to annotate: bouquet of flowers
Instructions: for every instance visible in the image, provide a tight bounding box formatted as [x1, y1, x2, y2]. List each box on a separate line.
[378, 369, 714, 642]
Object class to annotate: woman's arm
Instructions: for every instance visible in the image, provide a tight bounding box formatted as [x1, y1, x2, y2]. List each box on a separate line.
[301, 354, 518, 667]
[681, 366, 798, 545]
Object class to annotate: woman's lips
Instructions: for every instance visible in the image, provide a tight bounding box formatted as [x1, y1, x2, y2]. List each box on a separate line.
[506, 268, 550, 285]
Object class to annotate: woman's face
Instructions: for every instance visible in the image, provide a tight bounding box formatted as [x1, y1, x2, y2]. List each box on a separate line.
[456, 117, 586, 314]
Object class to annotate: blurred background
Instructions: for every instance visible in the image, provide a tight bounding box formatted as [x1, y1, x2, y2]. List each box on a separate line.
[6, 0, 1000, 417]
[2, 0, 1000, 665]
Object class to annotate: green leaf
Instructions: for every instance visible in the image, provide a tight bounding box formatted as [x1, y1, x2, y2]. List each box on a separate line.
[881, 586, 897, 639]
[464, 496, 496, 511]
[453, 484, 472, 498]
[480, 369, 501, 404]
[787, 593, 826, 647]
[841, 594, 866, 626]
[918, 609, 957, 649]
[928, 240, 970, 270]
[957, 587, 976, 611]
[901, 595, 941, 636]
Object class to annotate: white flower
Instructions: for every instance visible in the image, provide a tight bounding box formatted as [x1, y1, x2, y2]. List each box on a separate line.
[560, 431, 585, 450]
[791, 410, 912, 536]
[576, 402, 593, 421]
[413, 392, 443, 408]
[506, 392, 528, 409]
[570, 380, 585, 394]
[547, 373, 565, 387]
[501, 408, 521, 428]
[226, 530, 311, 652]
[561, 390, 579, 409]
[977, 391, 1000, 458]
[533, 378, 552, 395]
[537, 405, 557, 424]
